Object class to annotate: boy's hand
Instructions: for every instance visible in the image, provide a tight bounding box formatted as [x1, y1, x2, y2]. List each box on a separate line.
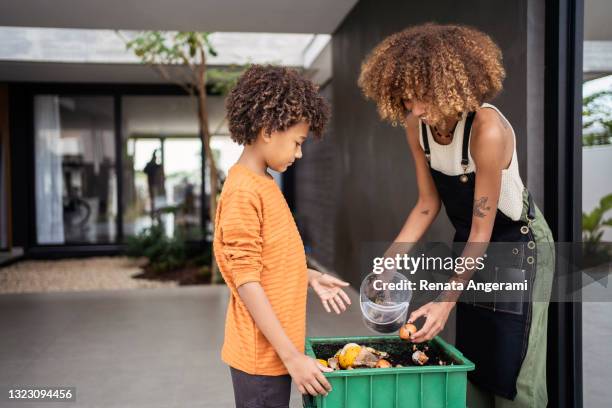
[284, 352, 333, 396]
[308, 269, 352, 314]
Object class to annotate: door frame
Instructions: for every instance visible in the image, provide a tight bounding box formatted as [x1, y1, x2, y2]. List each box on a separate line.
[544, 0, 583, 407]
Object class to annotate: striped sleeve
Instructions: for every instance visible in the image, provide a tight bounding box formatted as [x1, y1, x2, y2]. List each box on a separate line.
[219, 189, 263, 287]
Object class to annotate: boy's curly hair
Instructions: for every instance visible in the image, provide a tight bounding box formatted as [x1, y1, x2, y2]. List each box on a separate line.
[358, 23, 506, 126]
[225, 65, 331, 145]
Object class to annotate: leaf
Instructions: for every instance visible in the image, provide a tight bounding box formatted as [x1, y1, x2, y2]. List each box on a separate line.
[583, 208, 602, 231]
[582, 88, 612, 146]
[599, 194, 612, 213]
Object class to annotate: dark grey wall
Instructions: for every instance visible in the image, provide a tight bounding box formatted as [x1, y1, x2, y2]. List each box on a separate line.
[294, 83, 337, 269]
[327, 0, 543, 287]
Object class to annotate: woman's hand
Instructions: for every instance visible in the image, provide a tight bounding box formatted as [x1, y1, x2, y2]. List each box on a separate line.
[407, 301, 455, 343]
[308, 269, 351, 314]
[284, 352, 333, 396]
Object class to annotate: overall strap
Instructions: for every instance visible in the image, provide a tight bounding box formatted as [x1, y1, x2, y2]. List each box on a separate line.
[461, 111, 476, 170]
[420, 120, 431, 165]
[527, 190, 536, 221]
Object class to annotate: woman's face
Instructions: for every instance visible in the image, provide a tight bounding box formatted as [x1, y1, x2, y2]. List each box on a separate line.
[403, 99, 442, 126]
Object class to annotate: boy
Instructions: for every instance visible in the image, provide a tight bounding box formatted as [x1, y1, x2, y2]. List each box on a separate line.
[214, 65, 351, 408]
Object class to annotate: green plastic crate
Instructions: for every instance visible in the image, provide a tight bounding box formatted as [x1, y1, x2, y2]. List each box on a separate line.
[303, 335, 475, 408]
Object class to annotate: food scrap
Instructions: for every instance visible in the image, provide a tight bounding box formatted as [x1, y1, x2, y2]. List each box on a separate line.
[399, 323, 418, 340]
[315, 339, 454, 371]
[326, 343, 391, 370]
[317, 359, 328, 367]
[412, 350, 429, 366]
[376, 359, 392, 368]
[337, 343, 362, 369]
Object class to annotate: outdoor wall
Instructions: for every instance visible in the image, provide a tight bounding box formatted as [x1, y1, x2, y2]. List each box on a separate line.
[319, 0, 544, 287]
[294, 83, 336, 269]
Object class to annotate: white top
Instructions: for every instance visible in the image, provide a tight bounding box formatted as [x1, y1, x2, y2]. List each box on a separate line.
[418, 103, 525, 221]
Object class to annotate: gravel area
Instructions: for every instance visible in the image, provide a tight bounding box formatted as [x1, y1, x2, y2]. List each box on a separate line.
[0, 256, 178, 294]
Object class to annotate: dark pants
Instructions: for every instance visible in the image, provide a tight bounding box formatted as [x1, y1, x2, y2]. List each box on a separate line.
[229, 366, 292, 408]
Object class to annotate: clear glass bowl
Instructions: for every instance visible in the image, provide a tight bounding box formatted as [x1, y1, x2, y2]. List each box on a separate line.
[359, 271, 412, 333]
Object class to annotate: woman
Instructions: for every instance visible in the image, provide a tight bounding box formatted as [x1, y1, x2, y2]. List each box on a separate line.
[358, 23, 555, 407]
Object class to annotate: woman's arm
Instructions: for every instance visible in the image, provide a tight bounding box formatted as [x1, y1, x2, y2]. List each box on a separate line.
[408, 109, 509, 342]
[385, 114, 441, 257]
[465, 115, 507, 242]
[433, 111, 507, 298]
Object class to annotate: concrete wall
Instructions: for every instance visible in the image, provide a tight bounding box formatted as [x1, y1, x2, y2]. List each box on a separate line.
[308, 0, 545, 287]
[294, 83, 336, 269]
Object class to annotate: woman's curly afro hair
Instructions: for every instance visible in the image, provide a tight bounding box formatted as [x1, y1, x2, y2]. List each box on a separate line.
[225, 65, 331, 145]
[358, 23, 506, 126]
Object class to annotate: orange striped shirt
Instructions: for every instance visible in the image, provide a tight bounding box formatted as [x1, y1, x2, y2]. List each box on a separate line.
[213, 163, 308, 375]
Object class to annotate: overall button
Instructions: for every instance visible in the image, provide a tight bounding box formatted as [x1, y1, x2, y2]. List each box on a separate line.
[520, 225, 530, 235]
[527, 241, 536, 250]
[527, 256, 535, 265]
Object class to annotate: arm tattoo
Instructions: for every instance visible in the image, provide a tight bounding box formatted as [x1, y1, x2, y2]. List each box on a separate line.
[473, 197, 491, 218]
[420, 209, 430, 215]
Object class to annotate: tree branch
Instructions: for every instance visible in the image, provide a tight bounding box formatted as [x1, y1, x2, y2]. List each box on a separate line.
[151, 64, 194, 96]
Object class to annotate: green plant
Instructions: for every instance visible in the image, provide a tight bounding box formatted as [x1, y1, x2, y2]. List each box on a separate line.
[125, 224, 165, 258]
[125, 224, 187, 274]
[125, 223, 217, 279]
[583, 89, 612, 146]
[207, 65, 247, 95]
[582, 193, 612, 265]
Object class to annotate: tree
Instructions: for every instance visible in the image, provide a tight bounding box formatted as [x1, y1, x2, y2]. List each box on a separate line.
[583, 89, 612, 146]
[119, 31, 240, 283]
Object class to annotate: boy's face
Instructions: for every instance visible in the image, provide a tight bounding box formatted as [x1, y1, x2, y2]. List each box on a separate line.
[261, 121, 309, 172]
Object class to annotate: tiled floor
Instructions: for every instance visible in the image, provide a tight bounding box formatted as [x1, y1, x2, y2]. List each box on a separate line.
[2, 274, 609, 407]
[0, 284, 372, 407]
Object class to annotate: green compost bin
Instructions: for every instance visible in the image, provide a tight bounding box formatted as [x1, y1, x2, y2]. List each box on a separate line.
[303, 335, 475, 408]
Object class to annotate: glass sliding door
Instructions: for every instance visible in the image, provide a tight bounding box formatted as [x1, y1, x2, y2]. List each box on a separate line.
[582, 1, 612, 406]
[121, 96, 203, 240]
[34, 95, 117, 244]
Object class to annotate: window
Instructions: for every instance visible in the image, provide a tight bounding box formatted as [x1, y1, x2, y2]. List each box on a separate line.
[121, 96, 203, 240]
[34, 95, 117, 244]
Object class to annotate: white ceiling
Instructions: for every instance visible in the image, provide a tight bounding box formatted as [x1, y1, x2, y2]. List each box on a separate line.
[0, 0, 357, 34]
[0, 28, 329, 67]
[0, 33, 332, 84]
[0, 0, 345, 83]
[122, 95, 229, 136]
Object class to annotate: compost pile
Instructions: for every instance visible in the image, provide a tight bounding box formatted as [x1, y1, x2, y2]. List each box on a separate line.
[313, 340, 456, 371]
